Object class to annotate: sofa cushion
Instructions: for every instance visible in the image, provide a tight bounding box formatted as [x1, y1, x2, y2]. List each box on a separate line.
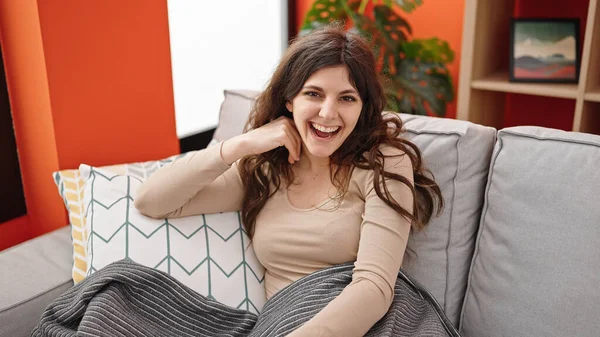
[212, 90, 260, 143]
[460, 127, 600, 337]
[399, 114, 496, 326]
[53, 156, 183, 284]
[53, 169, 91, 284]
[0, 226, 73, 337]
[79, 162, 266, 314]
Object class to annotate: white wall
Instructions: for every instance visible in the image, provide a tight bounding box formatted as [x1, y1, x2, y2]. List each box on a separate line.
[167, 0, 287, 138]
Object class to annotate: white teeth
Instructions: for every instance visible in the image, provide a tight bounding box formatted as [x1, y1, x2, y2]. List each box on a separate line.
[311, 122, 340, 133]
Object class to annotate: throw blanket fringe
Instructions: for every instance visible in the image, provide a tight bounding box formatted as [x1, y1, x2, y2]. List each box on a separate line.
[32, 259, 460, 337]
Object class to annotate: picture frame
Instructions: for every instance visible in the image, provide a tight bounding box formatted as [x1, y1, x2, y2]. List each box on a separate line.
[509, 18, 580, 83]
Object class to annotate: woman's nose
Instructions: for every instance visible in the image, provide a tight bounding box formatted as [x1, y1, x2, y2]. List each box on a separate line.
[318, 99, 338, 120]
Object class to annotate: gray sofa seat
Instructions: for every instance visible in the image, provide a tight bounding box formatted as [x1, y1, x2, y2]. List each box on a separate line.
[0, 225, 73, 337]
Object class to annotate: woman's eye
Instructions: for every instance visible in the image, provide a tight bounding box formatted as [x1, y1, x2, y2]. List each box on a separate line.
[341, 96, 356, 102]
[304, 91, 320, 98]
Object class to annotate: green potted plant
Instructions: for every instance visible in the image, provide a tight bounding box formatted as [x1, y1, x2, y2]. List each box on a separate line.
[300, 0, 454, 117]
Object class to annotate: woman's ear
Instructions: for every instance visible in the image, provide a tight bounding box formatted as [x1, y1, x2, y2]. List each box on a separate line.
[285, 101, 292, 112]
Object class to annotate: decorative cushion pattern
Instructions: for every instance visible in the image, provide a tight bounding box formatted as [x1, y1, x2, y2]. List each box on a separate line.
[53, 157, 179, 284]
[79, 162, 266, 313]
[53, 165, 125, 283]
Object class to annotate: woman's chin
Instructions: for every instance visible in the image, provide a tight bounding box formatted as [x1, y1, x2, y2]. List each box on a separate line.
[304, 143, 338, 158]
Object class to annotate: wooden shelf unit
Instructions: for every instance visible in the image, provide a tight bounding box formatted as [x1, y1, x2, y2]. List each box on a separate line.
[471, 72, 579, 99]
[456, 0, 600, 134]
[584, 87, 600, 102]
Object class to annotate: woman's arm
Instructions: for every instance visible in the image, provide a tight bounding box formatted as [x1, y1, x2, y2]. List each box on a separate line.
[134, 115, 302, 219]
[288, 146, 414, 337]
[134, 140, 246, 219]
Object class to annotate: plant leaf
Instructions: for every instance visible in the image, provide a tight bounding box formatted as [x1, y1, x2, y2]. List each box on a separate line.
[349, 5, 411, 76]
[373, 5, 412, 41]
[394, 0, 423, 13]
[387, 60, 454, 116]
[300, 0, 350, 36]
[401, 38, 455, 64]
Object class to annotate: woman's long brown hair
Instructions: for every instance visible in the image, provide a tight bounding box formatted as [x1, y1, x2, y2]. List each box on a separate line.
[238, 25, 443, 242]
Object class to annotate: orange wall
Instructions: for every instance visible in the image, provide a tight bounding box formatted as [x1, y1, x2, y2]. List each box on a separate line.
[295, 0, 464, 119]
[37, 0, 179, 170]
[0, 0, 179, 250]
[0, 217, 32, 251]
[0, 0, 62, 250]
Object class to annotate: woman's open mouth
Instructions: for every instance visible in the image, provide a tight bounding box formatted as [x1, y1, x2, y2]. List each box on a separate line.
[309, 122, 341, 140]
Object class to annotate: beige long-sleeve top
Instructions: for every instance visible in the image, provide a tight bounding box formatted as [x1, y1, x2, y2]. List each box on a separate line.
[134, 142, 414, 337]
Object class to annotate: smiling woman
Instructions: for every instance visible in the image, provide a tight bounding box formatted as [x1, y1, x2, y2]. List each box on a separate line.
[134, 24, 445, 336]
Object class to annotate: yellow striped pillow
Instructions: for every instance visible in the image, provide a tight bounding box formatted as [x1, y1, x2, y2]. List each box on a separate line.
[53, 165, 126, 283]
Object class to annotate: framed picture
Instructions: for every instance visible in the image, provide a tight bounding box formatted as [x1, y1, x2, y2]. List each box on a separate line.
[509, 18, 580, 83]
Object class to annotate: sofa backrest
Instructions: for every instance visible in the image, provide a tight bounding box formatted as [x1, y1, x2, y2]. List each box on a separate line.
[460, 127, 600, 337]
[213, 90, 498, 326]
[212, 90, 261, 144]
[399, 114, 496, 326]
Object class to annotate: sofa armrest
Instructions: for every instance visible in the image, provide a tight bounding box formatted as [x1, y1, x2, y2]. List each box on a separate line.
[0, 226, 73, 337]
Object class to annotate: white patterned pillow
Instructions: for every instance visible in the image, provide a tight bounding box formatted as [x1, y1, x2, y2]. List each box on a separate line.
[52, 155, 182, 284]
[79, 163, 266, 313]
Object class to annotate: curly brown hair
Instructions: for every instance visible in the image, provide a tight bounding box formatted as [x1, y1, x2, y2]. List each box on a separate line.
[238, 24, 443, 241]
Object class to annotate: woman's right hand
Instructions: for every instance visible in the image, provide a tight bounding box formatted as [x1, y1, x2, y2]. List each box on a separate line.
[221, 116, 302, 165]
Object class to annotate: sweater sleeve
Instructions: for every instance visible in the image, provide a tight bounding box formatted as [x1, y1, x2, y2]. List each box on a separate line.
[134, 142, 244, 219]
[287, 146, 414, 337]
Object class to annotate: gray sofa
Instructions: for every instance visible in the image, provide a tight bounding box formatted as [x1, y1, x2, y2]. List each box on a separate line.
[2, 89, 599, 337]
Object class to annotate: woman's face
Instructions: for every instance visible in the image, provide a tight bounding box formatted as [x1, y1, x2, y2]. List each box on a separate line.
[286, 65, 363, 159]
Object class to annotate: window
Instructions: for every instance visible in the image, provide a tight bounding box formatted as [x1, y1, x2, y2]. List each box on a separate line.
[167, 1, 288, 138]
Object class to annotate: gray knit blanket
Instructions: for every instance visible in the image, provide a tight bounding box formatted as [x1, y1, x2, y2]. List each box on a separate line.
[31, 259, 460, 337]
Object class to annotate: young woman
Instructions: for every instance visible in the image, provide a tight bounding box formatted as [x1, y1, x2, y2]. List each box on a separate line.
[135, 25, 443, 336]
